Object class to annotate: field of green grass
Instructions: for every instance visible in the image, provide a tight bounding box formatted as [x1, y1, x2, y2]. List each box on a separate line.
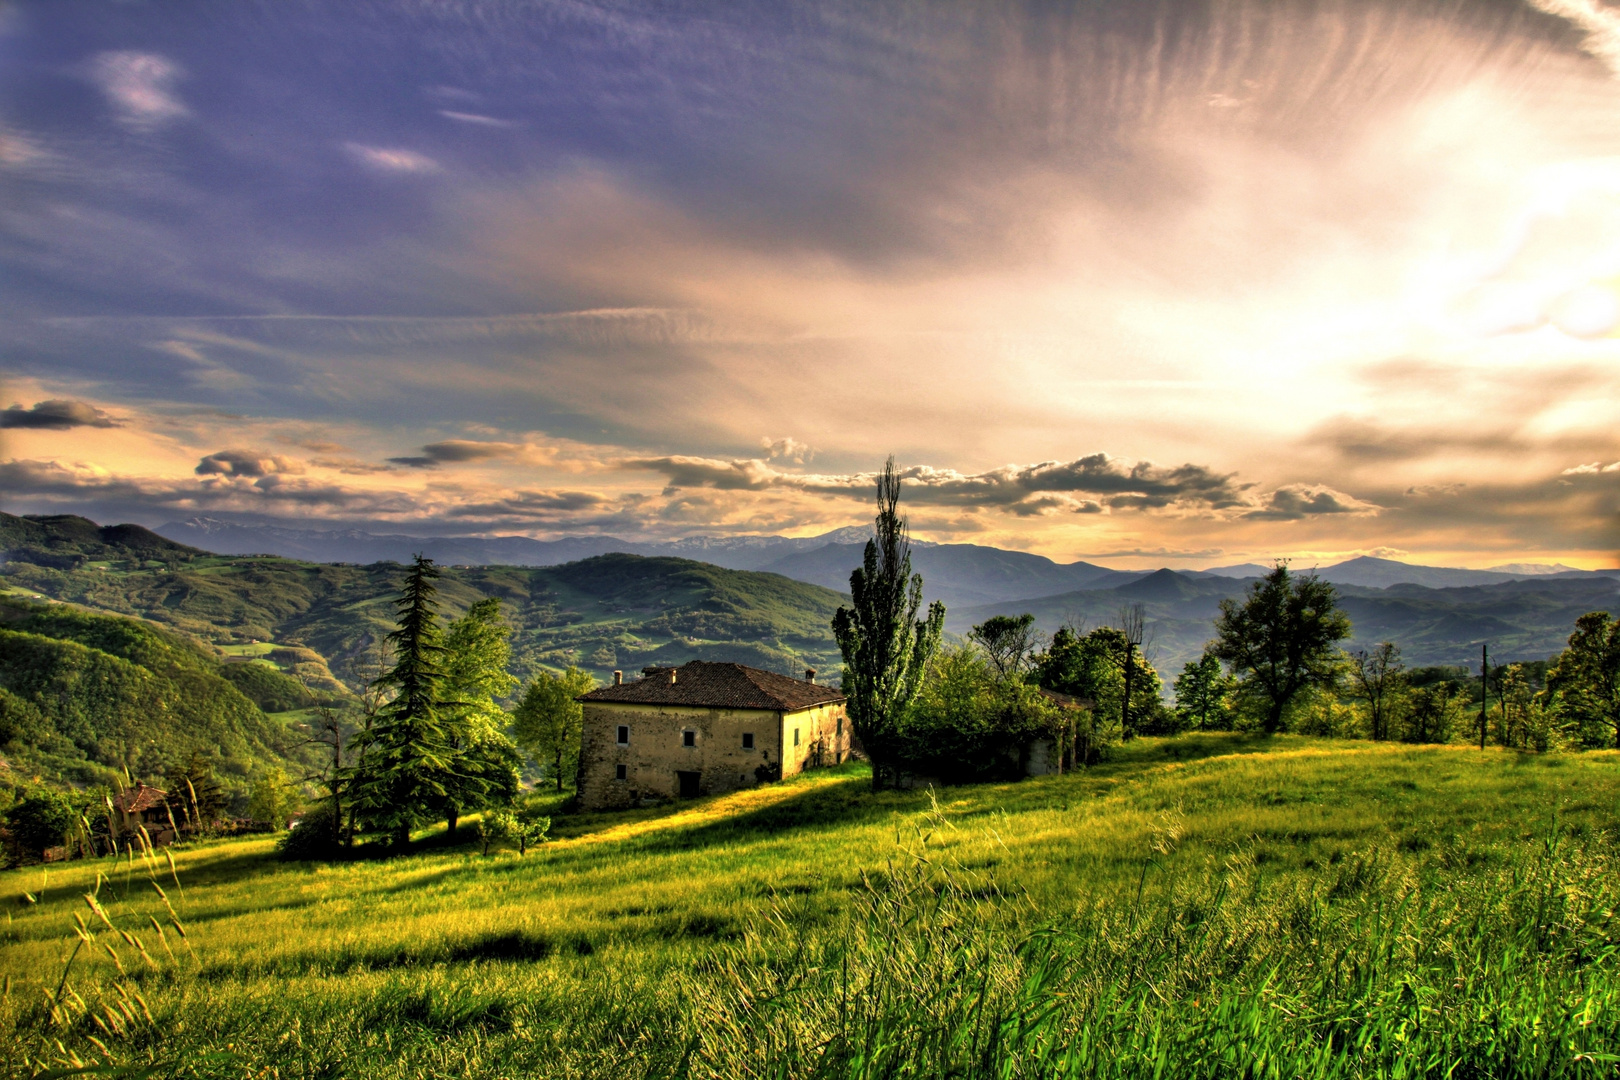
[4, 735, 1619, 1077]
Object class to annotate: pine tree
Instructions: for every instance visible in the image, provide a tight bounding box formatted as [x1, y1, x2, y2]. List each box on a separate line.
[832, 457, 945, 789]
[346, 555, 455, 848]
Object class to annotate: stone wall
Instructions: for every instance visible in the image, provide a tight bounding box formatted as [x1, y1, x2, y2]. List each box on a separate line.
[577, 699, 851, 810]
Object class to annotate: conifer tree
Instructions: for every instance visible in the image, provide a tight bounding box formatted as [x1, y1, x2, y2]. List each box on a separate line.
[347, 554, 454, 848]
[832, 457, 945, 789]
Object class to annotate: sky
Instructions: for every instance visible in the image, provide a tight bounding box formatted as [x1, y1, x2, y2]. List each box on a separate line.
[4, 0, 1620, 569]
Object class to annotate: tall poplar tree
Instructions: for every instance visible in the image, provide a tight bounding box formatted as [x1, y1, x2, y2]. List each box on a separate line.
[832, 457, 945, 789]
[347, 554, 454, 848]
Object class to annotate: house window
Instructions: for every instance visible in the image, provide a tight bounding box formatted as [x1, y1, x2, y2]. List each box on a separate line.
[615, 764, 627, 781]
[793, 727, 800, 746]
[616, 725, 629, 745]
[742, 732, 754, 750]
[683, 730, 696, 747]
[837, 715, 844, 735]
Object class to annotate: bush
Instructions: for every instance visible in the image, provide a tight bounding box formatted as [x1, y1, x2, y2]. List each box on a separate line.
[899, 646, 1063, 782]
[8, 789, 80, 860]
[276, 799, 345, 860]
[476, 808, 550, 855]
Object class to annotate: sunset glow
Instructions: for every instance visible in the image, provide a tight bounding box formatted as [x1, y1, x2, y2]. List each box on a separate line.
[5, 1, 1620, 568]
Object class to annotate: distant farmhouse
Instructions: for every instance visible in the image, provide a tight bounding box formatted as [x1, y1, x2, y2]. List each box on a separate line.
[576, 661, 850, 810]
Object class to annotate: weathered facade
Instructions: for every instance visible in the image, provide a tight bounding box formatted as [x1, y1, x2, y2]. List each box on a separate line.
[576, 661, 849, 810]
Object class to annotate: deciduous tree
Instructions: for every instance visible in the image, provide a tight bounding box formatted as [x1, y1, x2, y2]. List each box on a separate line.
[1548, 611, 1620, 749]
[1174, 652, 1235, 731]
[511, 666, 596, 791]
[969, 613, 1038, 679]
[1210, 563, 1351, 734]
[437, 598, 522, 836]
[1349, 641, 1406, 741]
[832, 457, 945, 789]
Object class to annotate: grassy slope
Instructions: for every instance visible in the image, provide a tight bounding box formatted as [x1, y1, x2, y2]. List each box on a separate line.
[3, 736, 1617, 1076]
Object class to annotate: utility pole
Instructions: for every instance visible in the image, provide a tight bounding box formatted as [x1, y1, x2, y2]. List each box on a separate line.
[1478, 642, 1489, 751]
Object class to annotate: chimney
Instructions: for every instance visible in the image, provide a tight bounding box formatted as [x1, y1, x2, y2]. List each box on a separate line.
[668, 669, 678, 685]
[805, 668, 816, 683]
[642, 666, 660, 677]
[613, 670, 623, 685]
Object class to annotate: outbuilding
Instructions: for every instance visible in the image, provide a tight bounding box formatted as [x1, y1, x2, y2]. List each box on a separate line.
[575, 660, 849, 810]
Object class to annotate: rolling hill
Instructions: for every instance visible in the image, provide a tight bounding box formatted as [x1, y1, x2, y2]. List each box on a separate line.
[3, 514, 849, 693]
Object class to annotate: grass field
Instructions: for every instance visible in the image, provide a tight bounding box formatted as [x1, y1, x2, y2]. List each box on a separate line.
[4, 734, 1619, 1078]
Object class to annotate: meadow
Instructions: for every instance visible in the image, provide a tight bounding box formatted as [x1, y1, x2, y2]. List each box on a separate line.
[3, 734, 1619, 1078]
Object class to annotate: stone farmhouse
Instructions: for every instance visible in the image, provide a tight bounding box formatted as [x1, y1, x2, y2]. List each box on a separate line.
[575, 660, 850, 810]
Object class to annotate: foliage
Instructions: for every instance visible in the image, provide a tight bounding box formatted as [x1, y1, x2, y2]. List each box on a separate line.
[247, 767, 297, 830]
[436, 598, 523, 834]
[166, 751, 229, 829]
[510, 666, 596, 791]
[219, 661, 319, 713]
[1031, 624, 1164, 736]
[276, 799, 345, 861]
[0, 602, 317, 796]
[897, 645, 1062, 782]
[1172, 652, 1234, 731]
[1210, 562, 1352, 734]
[1547, 610, 1620, 749]
[347, 556, 456, 847]
[832, 458, 946, 787]
[1402, 683, 1468, 743]
[966, 613, 1038, 678]
[8, 788, 81, 859]
[475, 807, 551, 855]
[1348, 641, 1406, 741]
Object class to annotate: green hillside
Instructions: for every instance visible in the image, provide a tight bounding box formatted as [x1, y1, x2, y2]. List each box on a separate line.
[1, 514, 848, 691]
[3, 737, 1617, 1076]
[0, 598, 325, 794]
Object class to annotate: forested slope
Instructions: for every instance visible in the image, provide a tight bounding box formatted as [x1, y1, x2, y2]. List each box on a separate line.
[0, 600, 324, 793]
[2, 514, 848, 691]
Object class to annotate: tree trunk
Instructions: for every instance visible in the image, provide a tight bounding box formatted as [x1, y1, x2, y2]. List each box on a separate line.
[555, 749, 564, 792]
[1121, 643, 1135, 740]
[446, 808, 458, 839]
[1266, 698, 1284, 734]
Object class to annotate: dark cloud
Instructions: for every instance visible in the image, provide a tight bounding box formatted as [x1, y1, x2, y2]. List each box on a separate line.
[195, 450, 304, 477]
[1245, 485, 1379, 520]
[388, 440, 522, 468]
[1, 399, 120, 430]
[624, 452, 1250, 515]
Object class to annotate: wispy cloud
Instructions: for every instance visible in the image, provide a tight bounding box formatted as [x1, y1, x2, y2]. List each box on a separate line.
[90, 52, 186, 127]
[438, 110, 517, 128]
[343, 143, 440, 174]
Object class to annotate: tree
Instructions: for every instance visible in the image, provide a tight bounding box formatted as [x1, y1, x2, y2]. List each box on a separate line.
[9, 789, 80, 861]
[247, 767, 296, 830]
[511, 666, 596, 791]
[969, 613, 1038, 679]
[1403, 683, 1465, 744]
[1174, 652, 1235, 731]
[1349, 642, 1406, 741]
[1117, 604, 1148, 739]
[832, 457, 946, 789]
[165, 751, 226, 833]
[1210, 563, 1351, 734]
[900, 644, 1061, 782]
[346, 555, 455, 848]
[1031, 624, 1164, 742]
[1548, 611, 1620, 749]
[436, 598, 522, 836]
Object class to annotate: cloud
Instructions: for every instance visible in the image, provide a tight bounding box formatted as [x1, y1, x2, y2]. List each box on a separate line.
[387, 440, 523, 468]
[91, 52, 186, 127]
[195, 450, 305, 478]
[1245, 485, 1380, 520]
[438, 110, 517, 128]
[760, 436, 814, 464]
[343, 143, 440, 173]
[1531, 0, 1620, 77]
[622, 452, 1253, 515]
[1, 399, 119, 429]
[1561, 461, 1620, 474]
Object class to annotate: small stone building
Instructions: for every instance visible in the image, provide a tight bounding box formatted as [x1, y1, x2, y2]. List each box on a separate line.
[576, 661, 849, 810]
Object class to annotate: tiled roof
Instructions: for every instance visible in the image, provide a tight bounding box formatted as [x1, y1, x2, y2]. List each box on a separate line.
[113, 784, 168, 814]
[579, 660, 845, 711]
